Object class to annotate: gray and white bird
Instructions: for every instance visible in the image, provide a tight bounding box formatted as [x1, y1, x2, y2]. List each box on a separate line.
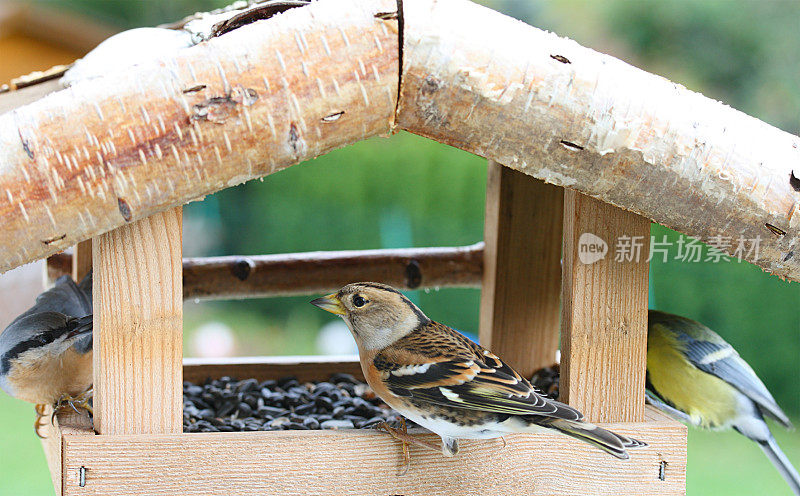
[0, 273, 93, 436]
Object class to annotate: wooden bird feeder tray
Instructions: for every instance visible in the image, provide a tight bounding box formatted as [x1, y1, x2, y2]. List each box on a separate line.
[2, 0, 798, 493]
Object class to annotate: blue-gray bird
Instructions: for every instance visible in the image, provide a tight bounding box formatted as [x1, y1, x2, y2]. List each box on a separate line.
[646, 310, 799, 495]
[0, 273, 93, 436]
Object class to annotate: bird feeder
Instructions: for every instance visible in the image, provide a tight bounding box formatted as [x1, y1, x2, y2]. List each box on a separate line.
[2, 0, 798, 494]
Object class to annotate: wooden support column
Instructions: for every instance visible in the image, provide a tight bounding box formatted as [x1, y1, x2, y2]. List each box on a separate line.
[480, 161, 563, 378]
[93, 208, 183, 435]
[71, 239, 93, 281]
[560, 190, 650, 423]
[44, 240, 92, 286]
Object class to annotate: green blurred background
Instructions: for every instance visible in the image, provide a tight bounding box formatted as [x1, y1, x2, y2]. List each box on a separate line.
[1, 0, 799, 494]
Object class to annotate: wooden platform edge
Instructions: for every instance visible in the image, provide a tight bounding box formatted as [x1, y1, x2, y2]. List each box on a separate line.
[49, 356, 687, 496]
[56, 406, 685, 496]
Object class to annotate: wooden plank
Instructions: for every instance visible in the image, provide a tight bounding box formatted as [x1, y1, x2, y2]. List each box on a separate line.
[0, 0, 399, 274]
[39, 409, 93, 496]
[43, 240, 91, 288]
[183, 355, 364, 383]
[480, 162, 563, 377]
[60, 407, 685, 496]
[47, 244, 484, 300]
[560, 190, 650, 423]
[44, 256, 63, 287]
[92, 207, 183, 435]
[38, 405, 62, 496]
[44, 253, 74, 284]
[71, 239, 92, 282]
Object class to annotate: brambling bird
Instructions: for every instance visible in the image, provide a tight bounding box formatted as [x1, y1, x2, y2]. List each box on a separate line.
[0, 273, 94, 437]
[312, 282, 645, 471]
[647, 310, 799, 495]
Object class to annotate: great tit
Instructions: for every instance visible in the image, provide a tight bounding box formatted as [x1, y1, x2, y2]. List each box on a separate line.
[647, 310, 799, 495]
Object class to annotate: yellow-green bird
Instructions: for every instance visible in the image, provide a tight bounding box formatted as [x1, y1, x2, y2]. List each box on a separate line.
[647, 310, 799, 495]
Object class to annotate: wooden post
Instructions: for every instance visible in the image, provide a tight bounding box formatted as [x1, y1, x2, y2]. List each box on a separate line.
[71, 239, 92, 282]
[560, 190, 650, 423]
[480, 161, 563, 378]
[92, 207, 183, 435]
[43, 240, 92, 287]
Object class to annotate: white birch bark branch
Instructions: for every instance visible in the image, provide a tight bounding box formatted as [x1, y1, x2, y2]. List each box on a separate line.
[398, 0, 800, 281]
[0, 0, 398, 272]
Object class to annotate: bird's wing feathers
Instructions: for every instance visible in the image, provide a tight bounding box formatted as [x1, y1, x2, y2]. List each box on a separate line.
[376, 322, 582, 420]
[22, 274, 92, 321]
[655, 314, 792, 428]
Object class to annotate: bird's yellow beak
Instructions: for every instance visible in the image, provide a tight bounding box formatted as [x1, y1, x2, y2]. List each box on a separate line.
[310, 293, 346, 315]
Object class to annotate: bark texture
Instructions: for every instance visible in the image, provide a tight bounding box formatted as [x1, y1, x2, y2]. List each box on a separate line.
[398, 0, 800, 281]
[0, 0, 398, 272]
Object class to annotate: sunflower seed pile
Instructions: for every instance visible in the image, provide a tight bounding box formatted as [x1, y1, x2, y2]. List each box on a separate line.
[183, 373, 412, 433]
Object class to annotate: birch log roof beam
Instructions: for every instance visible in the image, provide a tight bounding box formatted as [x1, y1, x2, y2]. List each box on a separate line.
[1, 0, 799, 282]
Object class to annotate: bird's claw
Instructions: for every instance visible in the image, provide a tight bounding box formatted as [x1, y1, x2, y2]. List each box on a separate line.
[375, 418, 412, 476]
[52, 389, 94, 425]
[34, 404, 48, 438]
[374, 418, 443, 475]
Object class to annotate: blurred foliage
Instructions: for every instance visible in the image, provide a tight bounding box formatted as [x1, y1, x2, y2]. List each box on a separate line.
[600, 1, 800, 136]
[10, 0, 800, 494]
[34, 0, 229, 28]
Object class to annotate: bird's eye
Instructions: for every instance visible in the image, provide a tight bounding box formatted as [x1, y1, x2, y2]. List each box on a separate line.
[352, 295, 367, 308]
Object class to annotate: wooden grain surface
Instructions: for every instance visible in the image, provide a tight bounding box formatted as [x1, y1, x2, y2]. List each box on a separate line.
[93, 208, 183, 435]
[40, 408, 93, 496]
[58, 406, 685, 496]
[38, 405, 62, 496]
[479, 162, 563, 377]
[0, 0, 398, 273]
[560, 191, 650, 423]
[398, 0, 800, 282]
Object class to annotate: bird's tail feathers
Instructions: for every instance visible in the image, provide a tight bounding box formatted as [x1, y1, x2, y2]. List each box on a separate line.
[759, 436, 800, 495]
[541, 418, 647, 460]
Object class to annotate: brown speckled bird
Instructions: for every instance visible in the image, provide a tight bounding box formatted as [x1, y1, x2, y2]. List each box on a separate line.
[312, 282, 645, 470]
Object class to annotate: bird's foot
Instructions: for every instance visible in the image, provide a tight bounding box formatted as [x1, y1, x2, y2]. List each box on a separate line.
[53, 389, 93, 423]
[34, 404, 49, 438]
[375, 418, 441, 476]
